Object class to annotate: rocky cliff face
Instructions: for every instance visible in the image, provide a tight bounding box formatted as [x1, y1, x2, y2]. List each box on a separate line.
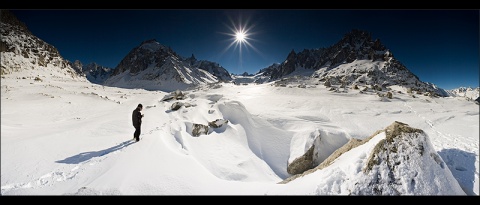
[0, 10, 83, 80]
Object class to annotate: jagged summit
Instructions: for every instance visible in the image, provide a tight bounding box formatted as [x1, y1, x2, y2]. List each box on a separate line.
[333, 29, 391, 62]
[69, 60, 113, 84]
[262, 29, 447, 97]
[271, 29, 393, 80]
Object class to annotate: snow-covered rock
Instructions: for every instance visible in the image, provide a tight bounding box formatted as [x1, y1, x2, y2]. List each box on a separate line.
[281, 121, 466, 195]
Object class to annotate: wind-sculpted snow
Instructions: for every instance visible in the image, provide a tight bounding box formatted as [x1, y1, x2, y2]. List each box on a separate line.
[161, 91, 291, 181]
[217, 100, 292, 179]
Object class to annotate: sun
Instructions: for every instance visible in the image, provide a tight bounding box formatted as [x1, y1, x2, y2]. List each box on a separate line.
[219, 17, 262, 72]
[223, 25, 254, 51]
[235, 30, 247, 43]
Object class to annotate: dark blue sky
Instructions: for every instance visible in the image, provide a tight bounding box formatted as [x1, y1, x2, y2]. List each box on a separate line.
[11, 10, 479, 90]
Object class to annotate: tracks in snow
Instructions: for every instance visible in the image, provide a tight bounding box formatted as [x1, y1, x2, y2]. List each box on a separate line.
[1, 140, 135, 194]
[402, 101, 469, 150]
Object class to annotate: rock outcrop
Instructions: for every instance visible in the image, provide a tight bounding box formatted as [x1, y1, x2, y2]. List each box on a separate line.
[280, 121, 465, 195]
[286, 129, 349, 175]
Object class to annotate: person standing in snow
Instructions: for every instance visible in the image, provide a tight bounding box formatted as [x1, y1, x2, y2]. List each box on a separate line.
[132, 104, 144, 142]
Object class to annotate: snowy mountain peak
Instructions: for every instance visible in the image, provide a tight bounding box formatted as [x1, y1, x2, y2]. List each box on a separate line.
[138, 39, 169, 53]
[263, 29, 447, 97]
[106, 39, 231, 91]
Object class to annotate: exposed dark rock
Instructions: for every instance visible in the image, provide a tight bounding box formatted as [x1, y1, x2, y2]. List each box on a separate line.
[287, 144, 315, 175]
[386, 92, 393, 99]
[192, 123, 209, 137]
[208, 119, 229, 128]
[162, 90, 186, 101]
[171, 102, 184, 111]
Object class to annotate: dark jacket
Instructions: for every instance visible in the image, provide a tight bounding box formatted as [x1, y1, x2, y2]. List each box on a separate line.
[132, 107, 143, 128]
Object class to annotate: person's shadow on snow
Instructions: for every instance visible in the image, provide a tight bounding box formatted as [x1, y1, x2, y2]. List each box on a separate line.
[55, 140, 135, 164]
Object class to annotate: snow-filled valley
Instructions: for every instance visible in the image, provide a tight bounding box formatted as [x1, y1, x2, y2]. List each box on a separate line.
[1, 71, 478, 195]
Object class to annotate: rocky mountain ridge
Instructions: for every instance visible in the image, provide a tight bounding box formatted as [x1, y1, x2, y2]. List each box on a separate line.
[0, 10, 83, 80]
[259, 29, 449, 97]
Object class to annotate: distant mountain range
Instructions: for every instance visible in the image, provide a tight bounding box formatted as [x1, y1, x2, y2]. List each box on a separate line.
[1, 10, 478, 101]
[446, 87, 480, 102]
[69, 60, 112, 84]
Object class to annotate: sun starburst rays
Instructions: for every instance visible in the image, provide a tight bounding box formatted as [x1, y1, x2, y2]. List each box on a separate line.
[216, 17, 264, 72]
[220, 24, 254, 54]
